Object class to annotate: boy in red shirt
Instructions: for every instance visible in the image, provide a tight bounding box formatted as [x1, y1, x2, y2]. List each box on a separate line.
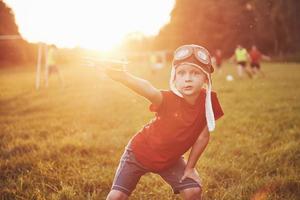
[213, 49, 223, 75]
[249, 45, 270, 77]
[103, 44, 224, 200]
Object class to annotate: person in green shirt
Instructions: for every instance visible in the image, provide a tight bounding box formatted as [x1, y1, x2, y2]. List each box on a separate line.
[230, 45, 252, 78]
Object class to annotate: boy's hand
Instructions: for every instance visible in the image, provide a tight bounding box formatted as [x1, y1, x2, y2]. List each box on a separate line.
[82, 57, 128, 81]
[105, 67, 127, 82]
[180, 167, 201, 185]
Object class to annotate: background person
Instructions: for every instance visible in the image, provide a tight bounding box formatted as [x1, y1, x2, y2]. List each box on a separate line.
[45, 45, 64, 87]
[231, 45, 252, 79]
[249, 45, 271, 77]
[213, 49, 223, 75]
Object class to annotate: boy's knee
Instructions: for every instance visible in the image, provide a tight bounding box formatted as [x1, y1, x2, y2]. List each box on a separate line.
[106, 190, 128, 200]
[181, 187, 202, 200]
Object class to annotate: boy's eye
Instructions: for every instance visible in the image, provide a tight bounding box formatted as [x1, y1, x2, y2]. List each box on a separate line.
[177, 70, 185, 76]
[191, 70, 201, 75]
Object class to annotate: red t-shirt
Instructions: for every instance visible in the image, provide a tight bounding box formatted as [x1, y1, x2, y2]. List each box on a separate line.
[131, 90, 224, 171]
[249, 49, 262, 64]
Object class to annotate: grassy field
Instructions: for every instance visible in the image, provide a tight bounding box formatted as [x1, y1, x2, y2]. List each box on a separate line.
[0, 61, 300, 200]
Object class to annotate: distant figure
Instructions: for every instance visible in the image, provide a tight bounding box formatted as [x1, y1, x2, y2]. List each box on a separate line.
[249, 45, 270, 78]
[45, 45, 64, 87]
[214, 49, 223, 75]
[231, 45, 252, 78]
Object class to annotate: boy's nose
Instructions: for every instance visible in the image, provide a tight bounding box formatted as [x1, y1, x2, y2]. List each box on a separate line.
[184, 74, 192, 81]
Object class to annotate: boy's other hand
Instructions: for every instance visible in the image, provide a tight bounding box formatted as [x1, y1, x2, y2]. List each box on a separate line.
[180, 168, 201, 185]
[82, 56, 128, 81]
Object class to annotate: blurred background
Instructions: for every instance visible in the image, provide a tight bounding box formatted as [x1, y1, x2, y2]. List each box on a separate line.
[0, 0, 300, 200]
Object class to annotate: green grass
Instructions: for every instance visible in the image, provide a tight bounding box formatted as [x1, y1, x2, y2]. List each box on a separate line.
[0, 61, 300, 200]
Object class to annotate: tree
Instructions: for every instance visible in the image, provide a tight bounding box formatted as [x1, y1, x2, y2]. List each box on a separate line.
[154, 0, 300, 57]
[0, 0, 36, 65]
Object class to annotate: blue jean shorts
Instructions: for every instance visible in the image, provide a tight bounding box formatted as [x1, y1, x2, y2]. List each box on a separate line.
[111, 146, 202, 196]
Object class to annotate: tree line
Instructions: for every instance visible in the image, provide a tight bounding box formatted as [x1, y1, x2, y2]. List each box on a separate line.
[154, 0, 300, 57]
[0, 1, 37, 65]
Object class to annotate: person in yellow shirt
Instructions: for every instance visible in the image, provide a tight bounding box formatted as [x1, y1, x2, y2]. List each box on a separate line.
[45, 45, 64, 87]
[230, 45, 252, 78]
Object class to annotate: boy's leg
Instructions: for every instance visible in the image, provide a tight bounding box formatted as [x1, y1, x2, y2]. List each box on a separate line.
[250, 63, 256, 75]
[256, 64, 266, 77]
[107, 147, 148, 199]
[237, 64, 243, 77]
[244, 65, 253, 78]
[252, 66, 259, 78]
[239, 62, 252, 78]
[158, 158, 202, 199]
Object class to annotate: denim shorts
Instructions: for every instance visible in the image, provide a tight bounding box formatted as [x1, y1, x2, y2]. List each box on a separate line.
[111, 146, 202, 196]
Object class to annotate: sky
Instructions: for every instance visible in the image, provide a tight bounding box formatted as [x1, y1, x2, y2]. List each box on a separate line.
[4, 0, 175, 51]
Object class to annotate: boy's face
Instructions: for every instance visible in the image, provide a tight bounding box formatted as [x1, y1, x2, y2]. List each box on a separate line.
[174, 64, 206, 97]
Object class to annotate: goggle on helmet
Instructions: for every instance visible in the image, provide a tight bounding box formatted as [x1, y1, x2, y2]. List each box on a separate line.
[172, 44, 214, 74]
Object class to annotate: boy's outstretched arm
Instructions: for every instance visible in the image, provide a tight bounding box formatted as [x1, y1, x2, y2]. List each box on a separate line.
[105, 67, 163, 106]
[181, 126, 210, 184]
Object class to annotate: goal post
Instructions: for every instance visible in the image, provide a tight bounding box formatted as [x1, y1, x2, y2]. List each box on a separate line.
[35, 42, 43, 90]
[35, 43, 48, 90]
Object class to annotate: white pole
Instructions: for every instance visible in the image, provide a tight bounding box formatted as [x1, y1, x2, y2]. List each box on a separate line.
[44, 45, 49, 87]
[36, 43, 42, 90]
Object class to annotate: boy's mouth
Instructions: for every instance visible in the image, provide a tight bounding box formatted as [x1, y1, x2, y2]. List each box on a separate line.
[183, 86, 193, 90]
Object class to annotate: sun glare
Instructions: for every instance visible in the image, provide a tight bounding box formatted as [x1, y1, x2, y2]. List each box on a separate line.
[4, 0, 175, 51]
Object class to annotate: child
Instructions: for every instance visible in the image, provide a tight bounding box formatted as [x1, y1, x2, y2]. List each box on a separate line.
[231, 45, 252, 78]
[249, 45, 270, 78]
[103, 44, 224, 200]
[45, 45, 64, 88]
[213, 49, 223, 75]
